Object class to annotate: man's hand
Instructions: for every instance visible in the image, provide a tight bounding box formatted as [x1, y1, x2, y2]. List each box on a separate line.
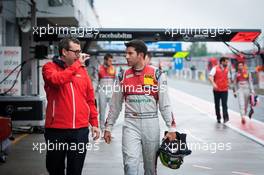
[91, 126, 100, 140]
[164, 132, 177, 141]
[233, 91, 237, 98]
[212, 82, 218, 89]
[104, 130, 112, 144]
[79, 53, 90, 66]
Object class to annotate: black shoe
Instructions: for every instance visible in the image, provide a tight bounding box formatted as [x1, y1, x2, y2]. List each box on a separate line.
[217, 119, 221, 123]
[224, 118, 229, 123]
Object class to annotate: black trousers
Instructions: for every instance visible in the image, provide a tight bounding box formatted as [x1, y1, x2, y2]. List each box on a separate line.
[213, 90, 229, 121]
[44, 127, 89, 175]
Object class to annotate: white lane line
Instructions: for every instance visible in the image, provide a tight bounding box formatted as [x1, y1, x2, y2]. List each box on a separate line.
[169, 88, 215, 117]
[184, 129, 206, 143]
[169, 87, 264, 127]
[192, 165, 212, 170]
[169, 87, 264, 146]
[229, 110, 264, 126]
[225, 123, 264, 146]
[232, 171, 254, 175]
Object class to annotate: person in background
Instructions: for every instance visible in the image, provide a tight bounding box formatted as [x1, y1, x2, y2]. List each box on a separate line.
[145, 52, 152, 65]
[233, 61, 255, 124]
[209, 57, 231, 124]
[97, 54, 116, 133]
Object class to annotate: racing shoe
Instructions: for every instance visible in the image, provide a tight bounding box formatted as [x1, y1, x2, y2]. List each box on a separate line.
[223, 118, 229, 123]
[241, 117, 246, 125]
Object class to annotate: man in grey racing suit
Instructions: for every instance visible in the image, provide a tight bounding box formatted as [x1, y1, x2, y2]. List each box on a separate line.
[104, 40, 177, 175]
[97, 54, 116, 131]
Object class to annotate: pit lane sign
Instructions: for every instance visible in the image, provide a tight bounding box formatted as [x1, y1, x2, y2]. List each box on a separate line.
[0, 47, 22, 96]
[174, 58, 183, 70]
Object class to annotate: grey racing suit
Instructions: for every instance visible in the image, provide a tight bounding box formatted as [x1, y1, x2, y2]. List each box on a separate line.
[98, 65, 116, 131]
[234, 72, 254, 117]
[105, 66, 176, 175]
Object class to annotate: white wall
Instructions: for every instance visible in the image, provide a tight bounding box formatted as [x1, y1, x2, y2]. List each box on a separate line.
[36, 0, 75, 18]
[73, 0, 100, 27]
[16, 0, 100, 27]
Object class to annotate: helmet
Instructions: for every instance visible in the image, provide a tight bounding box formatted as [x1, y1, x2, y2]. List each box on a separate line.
[158, 132, 191, 169]
[159, 139, 183, 169]
[248, 94, 259, 119]
[250, 94, 259, 107]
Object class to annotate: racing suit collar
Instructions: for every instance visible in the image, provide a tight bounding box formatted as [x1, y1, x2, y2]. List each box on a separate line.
[132, 64, 146, 72]
[131, 65, 146, 76]
[103, 64, 109, 68]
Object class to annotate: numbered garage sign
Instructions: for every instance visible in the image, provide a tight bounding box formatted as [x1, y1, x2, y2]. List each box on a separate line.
[0, 47, 22, 96]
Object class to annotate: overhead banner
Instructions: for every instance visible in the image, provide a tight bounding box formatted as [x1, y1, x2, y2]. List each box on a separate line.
[0, 47, 22, 96]
[33, 27, 261, 42]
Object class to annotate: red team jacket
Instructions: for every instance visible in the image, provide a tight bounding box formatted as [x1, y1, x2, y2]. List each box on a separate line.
[42, 59, 98, 129]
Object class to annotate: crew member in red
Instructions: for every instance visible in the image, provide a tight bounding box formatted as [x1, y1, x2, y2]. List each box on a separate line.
[42, 37, 99, 175]
[145, 52, 152, 65]
[207, 57, 218, 72]
[209, 57, 231, 123]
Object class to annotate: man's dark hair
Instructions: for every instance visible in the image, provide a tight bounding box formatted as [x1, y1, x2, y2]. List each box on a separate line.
[146, 52, 152, 60]
[237, 61, 244, 65]
[58, 37, 80, 57]
[104, 53, 113, 60]
[219, 57, 229, 64]
[235, 61, 245, 71]
[125, 39, 147, 58]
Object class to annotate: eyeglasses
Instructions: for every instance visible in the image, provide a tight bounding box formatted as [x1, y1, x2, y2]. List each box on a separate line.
[68, 49, 82, 56]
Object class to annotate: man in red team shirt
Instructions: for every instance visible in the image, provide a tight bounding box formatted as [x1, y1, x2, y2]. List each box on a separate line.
[209, 57, 231, 123]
